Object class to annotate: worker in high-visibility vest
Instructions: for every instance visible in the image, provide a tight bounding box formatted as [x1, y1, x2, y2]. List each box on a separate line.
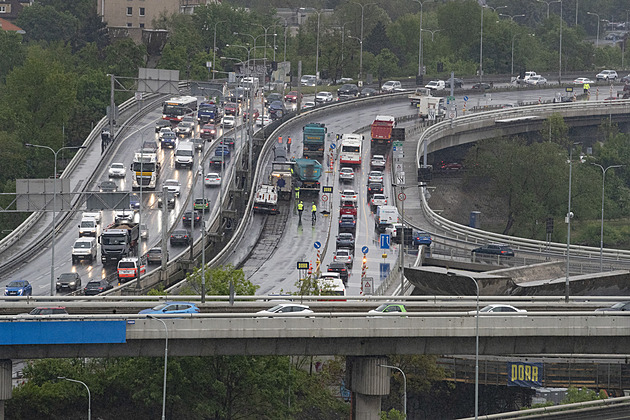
[295, 186, 300, 200]
[311, 202, 317, 223]
[287, 136, 292, 152]
[583, 83, 590, 95]
[297, 201, 304, 221]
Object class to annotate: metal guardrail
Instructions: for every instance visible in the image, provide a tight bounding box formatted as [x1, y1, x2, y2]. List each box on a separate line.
[413, 99, 630, 271]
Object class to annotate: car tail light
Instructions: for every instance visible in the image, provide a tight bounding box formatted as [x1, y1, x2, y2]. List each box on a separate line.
[98, 287, 104, 290]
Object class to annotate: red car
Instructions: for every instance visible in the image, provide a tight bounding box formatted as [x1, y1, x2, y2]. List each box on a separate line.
[224, 102, 239, 116]
[200, 123, 217, 139]
[339, 201, 357, 217]
[284, 91, 302, 103]
[243, 108, 260, 122]
[439, 162, 463, 171]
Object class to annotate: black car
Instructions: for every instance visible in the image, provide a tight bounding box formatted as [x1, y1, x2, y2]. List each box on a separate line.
[445, 78, 464, 89]
[327, 262, 349, 284]
[229, 87, 245, 103]
[192, 137, 204, 151]
[170, 229, 190, 246]
[367, 182, 384, 196]
[83, 279, 113, 296]
[182, 210, 201, 227]
[209, 155, 225, 170]
[221, 137, 236, 149]
[338, 214, 357, 233]
[621, 74, 630, 84]
[472, 243, 514, 258]
[56, 272, 82, 292]
[359, 87, 378, 97]
[99, 180, 117, 192]
[268, 100, 286, 119]
[157, 191, 176, 209]
[595, 301, 630, 312]
[146, 247, 168, 264]
[471, 82, 492, 90]
[337, 83, 359, 98]
[155, 119, 171, 133]
[265, 93, 283, 106]
[336, 232, 355, 252]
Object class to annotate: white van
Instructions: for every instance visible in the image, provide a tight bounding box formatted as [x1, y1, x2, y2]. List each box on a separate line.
[317, 275, 346, 300]
[72, 237, 97, 264]
[375, 205, 399, 232]
[78, 217, 97, 237]
[174, 142, 194, 168]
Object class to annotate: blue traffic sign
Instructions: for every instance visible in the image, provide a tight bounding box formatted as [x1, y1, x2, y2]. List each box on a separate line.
[314, 241, 322, 249]
[380, 263, 390, 281]
[361, 246, 369, 254]
[463, 95, 469, 101]
[330, 143, 336, 149]
[380, 234, 391, 250]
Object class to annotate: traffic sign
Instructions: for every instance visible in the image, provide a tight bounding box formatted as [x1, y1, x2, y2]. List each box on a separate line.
[395, 163, 403, 173]
[321, 194, 328, 202]
[379, 263, 390, 281]
[449, 111, 456, 119]
[380, 234, 390, 249]
[297, 261, 309, 270]
[361, 246, 369, 254]
[322, 186, 333, 194]
[393, 141, 403, 147]
[447, 96, 455, 101]
[314, 241, 322, 249]
[396, 172, 405, 185]
[330, 143, 336, 149]
[362, 276, 373, 295]
[398, 192, 407, 201]
[463, 95, 469, 101]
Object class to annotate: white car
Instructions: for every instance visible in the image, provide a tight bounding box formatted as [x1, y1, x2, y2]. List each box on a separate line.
[256, 115, 272, 126]
[339, 167, 355, 182]
[315, 91, 334, 103]
[333, 248, 354, 268]
[368, 171, 383, 183]
[381, 80, 402, 92]
[204, 172, 221, 187]
[370, 194, 387, 209]
[222, 115, 236, 129]
[140, 223, 148, 240]
[302, 101, 316, 109]
[82, 211, 101, 224]
[108, 162, 126, 178]
[573, 77, 594, 85]
[596, 69, 618, 81]
[370, 155, 386, 169]
[114, 210, 135, 224]
[158, 127, 173, 139]
[471, 304, 527, 315]
[163, 179, 181, 196]
[526, 75, 547, 85]
[341, 189, 358, 203]
[256, 303, 313, 316]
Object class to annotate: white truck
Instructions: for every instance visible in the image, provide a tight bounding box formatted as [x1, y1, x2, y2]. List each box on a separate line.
[253, 185, 279, 214]
[425, 80, 446, 91]
[78, 217, 97, 237]
[375, 205, 400, 232]
[516, 71, 537, 84]
[409, 88, 446, 120]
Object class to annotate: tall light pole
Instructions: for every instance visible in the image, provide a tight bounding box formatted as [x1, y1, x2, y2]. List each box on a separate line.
[479, 5, 484, 83]
[511, 33, 518, 76]
[314, 10, 322, 87]
[499, 13, 526, 22]
[591, 163, 622, 271]
[565, 142, 580, 302]
[413, 0, 431, 77]
[148, 315, 168, 420]
[587, 12, 600, 47]
[538, 0, 556, 19]
[447, 271, 479, 420]
[421, 28, 442, 42]
[253, 23, 277, 61]
[199, 165, 207, 302]
[379, 364, 407, 417]
[25, 143, 85, 296]
[559, 0, 563, 84]
[58, 377, 91, 420]
[351, 2, 376, 82]
[212, 20, 227, 80]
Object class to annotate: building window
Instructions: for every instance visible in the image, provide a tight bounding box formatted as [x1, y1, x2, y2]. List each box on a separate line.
[127, 22, 132, 27]
[0, 6, 6, 13]
[139, 23, 145, 28]
[139, 7, 145, 16]
[126, 7, 132, 16]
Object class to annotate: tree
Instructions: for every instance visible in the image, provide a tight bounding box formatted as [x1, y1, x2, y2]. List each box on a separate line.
[370, 48, 399, 86]
[181, 264, 258, 295]
[16, 3, 79, 45]
[540, 113, 569, 148]
[0, 32, 26, 84]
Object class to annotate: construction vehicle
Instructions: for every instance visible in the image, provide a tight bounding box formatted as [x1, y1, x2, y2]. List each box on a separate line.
[99, 221, 139, 264]
[409, 88, 446, 120]
[370, 115, 405, 147]
[293, 158, 323, 192]
[253, 185, 279, 214]
[302, 123, 327, 159]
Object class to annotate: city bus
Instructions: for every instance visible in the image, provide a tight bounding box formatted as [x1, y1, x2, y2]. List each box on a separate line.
[131, 151, 160, 190]
[339, 134, 363, 166]
[162, 96, 198, 122]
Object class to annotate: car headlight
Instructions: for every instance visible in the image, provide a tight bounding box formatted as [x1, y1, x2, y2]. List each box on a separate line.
[69, 282, 76, 286]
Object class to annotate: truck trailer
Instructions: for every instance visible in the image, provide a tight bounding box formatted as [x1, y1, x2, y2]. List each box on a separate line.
[99, 222, 139, 264]
[294, 158, 323, 192]
[302, 123, 327, 159]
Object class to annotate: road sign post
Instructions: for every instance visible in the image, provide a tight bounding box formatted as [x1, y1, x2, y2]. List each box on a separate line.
[362, 276, 373, 295]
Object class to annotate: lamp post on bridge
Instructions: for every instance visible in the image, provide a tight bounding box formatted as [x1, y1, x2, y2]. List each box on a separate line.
[591, 163, 622, 271]
[58, 377, 91, 420]
[379, 364, 407, 417]
[147, 315, 168, 420]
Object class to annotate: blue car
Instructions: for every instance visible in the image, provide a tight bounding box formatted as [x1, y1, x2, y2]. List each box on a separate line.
[5, 280, 33, 296]
[214, 145, 231, 158]
[139, 301, 200, 315]
[412, 231, 432, 247]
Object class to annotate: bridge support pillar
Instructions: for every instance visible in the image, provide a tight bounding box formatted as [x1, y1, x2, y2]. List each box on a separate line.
[346, 356, 390, 420]
[0, 359, 11, 420]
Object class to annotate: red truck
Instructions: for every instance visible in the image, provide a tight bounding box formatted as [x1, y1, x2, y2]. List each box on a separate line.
[370, 115, 404, 146]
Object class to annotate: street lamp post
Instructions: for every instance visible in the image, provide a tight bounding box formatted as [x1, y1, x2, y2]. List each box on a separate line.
[421, 28, 442, 42]
[198, 165, 207, 302]
[315, 10, 322, 91]
[565, 142, 580, 302]
[447, 271, 479, 420]
[25, 143, 85, 296]
[538, 0, 557, 19]
[413, 0, 431, 77]
[212, 20, 227, 80]
[351, 2, 376, 81]
[253, 23, 277, 61]
[499, 13, 526, 22]
[587, 12, 601, 47]
[148, 315, 168, 420]
[591, 163, 622, 271]
[559, 0, 563, 84]
[511, 33, 518, 76]
[58, 377, 91, 420]
[379, 364, 407, 417]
